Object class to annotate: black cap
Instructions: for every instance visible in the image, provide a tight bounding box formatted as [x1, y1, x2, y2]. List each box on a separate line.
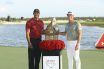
[33, 9, 40, 14]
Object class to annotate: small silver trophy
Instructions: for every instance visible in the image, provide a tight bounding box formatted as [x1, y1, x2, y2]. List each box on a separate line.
[45, 18, 59, 40]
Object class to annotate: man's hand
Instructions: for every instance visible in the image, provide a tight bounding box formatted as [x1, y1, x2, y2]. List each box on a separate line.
[75, 43, 79, 51]
[59, 32, 67, 35]
[28, 43, 33, 48]
[26, 29, 33, 48]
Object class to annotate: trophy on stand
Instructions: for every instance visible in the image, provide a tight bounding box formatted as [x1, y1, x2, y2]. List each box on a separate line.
[39, 18, 65, 69]
[45, 17, 59, 40]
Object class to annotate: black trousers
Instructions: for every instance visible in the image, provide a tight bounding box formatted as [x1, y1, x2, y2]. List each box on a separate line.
[28, 38, 41, 69]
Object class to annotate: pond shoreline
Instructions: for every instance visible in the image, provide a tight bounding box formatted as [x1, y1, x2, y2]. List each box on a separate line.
[0, 20, 104, 27]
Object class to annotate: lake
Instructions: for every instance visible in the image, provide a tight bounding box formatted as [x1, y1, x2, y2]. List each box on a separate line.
[0, 24, 104, 50]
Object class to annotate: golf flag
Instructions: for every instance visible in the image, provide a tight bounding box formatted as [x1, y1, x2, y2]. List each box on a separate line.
[96, 34, 104, 48]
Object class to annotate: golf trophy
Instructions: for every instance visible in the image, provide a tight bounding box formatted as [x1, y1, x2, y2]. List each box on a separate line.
[39, 18, 65, 69]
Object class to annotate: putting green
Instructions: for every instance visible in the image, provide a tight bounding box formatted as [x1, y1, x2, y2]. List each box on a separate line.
[0, 47, 104, 69]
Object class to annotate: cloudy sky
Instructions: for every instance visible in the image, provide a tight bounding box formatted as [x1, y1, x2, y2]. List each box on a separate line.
[0, 0, 104, 17]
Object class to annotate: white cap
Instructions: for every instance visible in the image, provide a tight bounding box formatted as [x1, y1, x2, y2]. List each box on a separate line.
[67, 11, 74, 16]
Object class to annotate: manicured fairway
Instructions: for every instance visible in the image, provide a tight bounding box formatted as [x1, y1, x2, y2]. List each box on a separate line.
[0, 47, 104, 69]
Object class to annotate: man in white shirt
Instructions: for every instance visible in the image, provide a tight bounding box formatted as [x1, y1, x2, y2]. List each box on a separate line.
[60, 11, 82, 69]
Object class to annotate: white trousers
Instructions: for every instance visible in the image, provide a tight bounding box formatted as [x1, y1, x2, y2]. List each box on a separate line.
[66, 41, 81, 69]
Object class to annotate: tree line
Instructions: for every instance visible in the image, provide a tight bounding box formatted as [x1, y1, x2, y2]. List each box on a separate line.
[0, 15, 104, 22]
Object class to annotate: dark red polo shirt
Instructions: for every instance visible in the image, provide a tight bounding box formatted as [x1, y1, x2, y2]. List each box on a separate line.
[26, 18, 44, 39]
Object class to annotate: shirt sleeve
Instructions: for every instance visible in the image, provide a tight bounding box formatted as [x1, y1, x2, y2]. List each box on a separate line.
[77, 22, 82, 31]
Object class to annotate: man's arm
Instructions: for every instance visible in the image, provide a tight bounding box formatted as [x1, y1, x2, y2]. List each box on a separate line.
[26, 22, 33, 48]
[59, 31, 67, 36]
[75, 23, 82, 50]
[75, 30, 82, 50]
[77, 30, 82, 45]
[26, 29, 33, 48]
[59, 24, 67, 36]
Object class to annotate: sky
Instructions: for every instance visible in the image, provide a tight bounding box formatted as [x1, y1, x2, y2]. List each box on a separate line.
[0, 0, 104, 18]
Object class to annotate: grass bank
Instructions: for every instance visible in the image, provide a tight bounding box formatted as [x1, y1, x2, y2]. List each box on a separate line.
[0, 20, 104, 27]
[45, 21, 104, 27]
[81, 22, 104, 27]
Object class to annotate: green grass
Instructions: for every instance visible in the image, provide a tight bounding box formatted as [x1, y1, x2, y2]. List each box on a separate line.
[62, 50, 104, 69]
[81, 22, 104, 27]
[0, 47, 28, 69]
[46, 21, 104, 27]
[0, 47, 104, 69]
